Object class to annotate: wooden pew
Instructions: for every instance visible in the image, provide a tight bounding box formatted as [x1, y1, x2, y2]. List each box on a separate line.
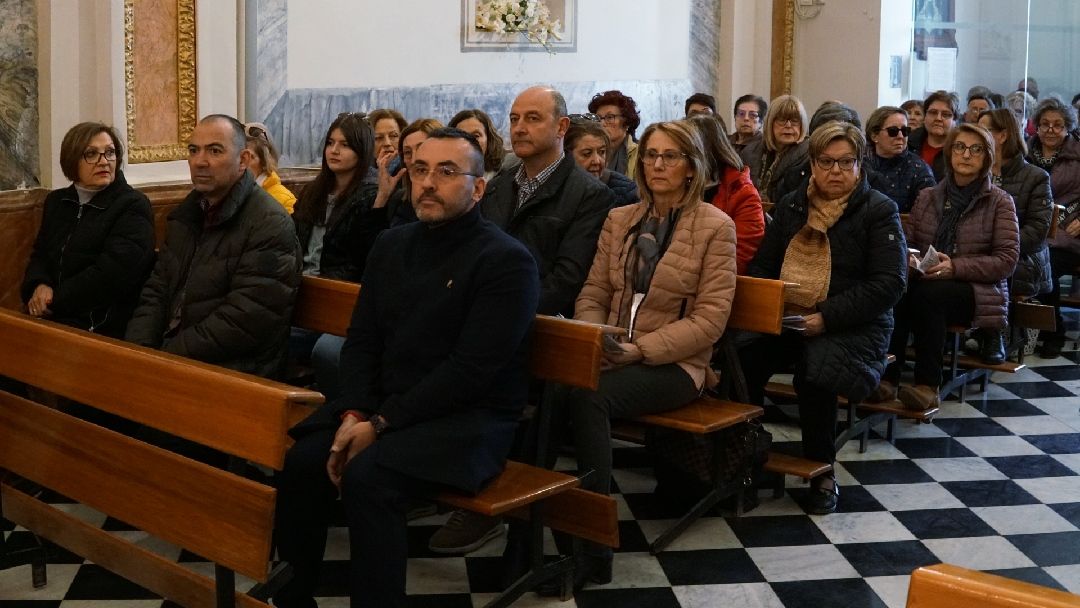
[907, 563, 1080, 607]
[0, 308, 325, 608]
[291, 276, 619, 605]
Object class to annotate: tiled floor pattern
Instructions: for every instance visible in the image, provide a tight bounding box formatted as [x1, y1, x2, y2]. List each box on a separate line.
[3, 327, 1080, 607]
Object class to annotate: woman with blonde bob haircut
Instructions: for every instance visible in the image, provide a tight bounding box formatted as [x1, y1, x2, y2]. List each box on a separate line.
[547, 120, 738, 593]
[740, 94, 810, 202]
[741, 121, 907, 514]
[877, 123, 1019, 410]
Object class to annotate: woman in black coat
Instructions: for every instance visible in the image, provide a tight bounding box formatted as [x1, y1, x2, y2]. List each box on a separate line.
[978, 108, 1053, 355]
[864, 106, 936, 213]
[740, 122, 907, 514]
[22, 122, 155, 339]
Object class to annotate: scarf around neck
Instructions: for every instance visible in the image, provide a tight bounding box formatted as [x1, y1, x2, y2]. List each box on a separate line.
[934, 178, 981, 255]
[779, 180, 853, 311]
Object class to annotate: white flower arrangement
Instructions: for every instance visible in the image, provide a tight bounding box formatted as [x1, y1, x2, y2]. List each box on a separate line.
[475, 0, 563, 51]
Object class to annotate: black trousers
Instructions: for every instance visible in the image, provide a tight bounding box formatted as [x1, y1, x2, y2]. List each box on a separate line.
[739, 332, 840, 468]
[1042, 247, 1080, 342]
[885, 278, 975, 387]
[272, 428, 439, 608]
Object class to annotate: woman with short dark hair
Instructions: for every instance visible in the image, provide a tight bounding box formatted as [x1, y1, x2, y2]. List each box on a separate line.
[864, 105, 936, 212]
[449, 108, 508, 179]
[563, 116, 638, 207]
[741, 121, 906, 514]
[22, 122, 155, 338]
[588, 90, 641, 176]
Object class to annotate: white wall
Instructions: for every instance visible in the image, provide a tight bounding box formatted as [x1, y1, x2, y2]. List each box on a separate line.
[717, 0, 772, 117]
[877, 0, 913, 108]
[286, 0, 691, 89]
[790, 0, 882, 119]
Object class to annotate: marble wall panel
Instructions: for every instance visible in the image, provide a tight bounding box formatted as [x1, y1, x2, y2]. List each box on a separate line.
[0, 0, 40, 190]
[273, 79, 694, 166]
[133, 0, 180, 145]
[255, 0, 288, 123]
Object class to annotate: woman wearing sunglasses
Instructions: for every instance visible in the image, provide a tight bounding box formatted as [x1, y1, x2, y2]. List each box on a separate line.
[872, 123, 1019, 410]
[22, 122, 155, 338]
[244, 122, 297, 214]
[864, 106, 936, 213]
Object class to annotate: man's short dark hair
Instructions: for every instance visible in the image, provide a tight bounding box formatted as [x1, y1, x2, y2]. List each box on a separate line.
[733, 94, 768, 120]
[200, 114, 247, 157]
[425, 127, 485, 175]
[685, 93, 716, 115]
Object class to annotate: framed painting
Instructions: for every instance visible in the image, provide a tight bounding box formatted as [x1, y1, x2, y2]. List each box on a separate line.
[123, 0, 198, 163]
[461, 0, 577, 53]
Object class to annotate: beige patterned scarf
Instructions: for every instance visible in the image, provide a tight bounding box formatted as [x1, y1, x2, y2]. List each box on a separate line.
[779, 181, 852, 312]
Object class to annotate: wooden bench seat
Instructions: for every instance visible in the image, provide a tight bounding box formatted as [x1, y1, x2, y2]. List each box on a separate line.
[0, 308, 324, 608]
[907, 563, 1080, 607]
[291, 276, 619, 605]
[634, 396, 761, 433]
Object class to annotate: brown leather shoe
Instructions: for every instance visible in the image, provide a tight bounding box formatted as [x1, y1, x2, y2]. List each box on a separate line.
[898, 385, 940, 411]
[865, 380, 897, 404]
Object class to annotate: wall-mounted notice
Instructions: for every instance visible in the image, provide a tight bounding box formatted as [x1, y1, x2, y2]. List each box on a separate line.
[926, 46, 957, 92]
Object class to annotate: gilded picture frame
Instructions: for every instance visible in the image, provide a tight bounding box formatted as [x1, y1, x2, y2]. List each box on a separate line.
[123, 0, 197, 163]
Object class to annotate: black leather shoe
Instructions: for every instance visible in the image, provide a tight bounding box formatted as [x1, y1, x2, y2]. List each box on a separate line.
[977, 328, 1006, 365]
[807, 477, 839, 515]
[536, 553, 612, 597]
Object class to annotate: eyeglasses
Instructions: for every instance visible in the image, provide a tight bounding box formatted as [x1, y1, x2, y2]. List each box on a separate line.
[408, 165, 482, 182]
[568, 113, 600, 124]
[736, 110, 760, 120]
[643, 149, 689, 167]
[814, 156, 857, 172]
[1038, 122, 1066, 133]
[926, 109, 954, 120]
[951, 142, 986, 156]
[776, 118, 800, 127]
[244, 122, 270, 141]
[882, 126, 912, 137]
[83, 148, 117, 164]
[597, 114, 623, 124]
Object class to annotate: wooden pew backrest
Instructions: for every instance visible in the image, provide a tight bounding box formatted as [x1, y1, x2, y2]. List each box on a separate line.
[0, 308, 322, 468]
[907, 563, 1080, 608]
[729, 276, 785, 334]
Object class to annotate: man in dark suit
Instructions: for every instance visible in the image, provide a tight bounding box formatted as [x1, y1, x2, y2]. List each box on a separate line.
[272, 128, 540, 608]
[429, 85, 614, 554]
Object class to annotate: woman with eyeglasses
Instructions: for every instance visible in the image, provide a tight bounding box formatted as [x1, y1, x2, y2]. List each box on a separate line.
[688, 112, 764, 273]
[244, 122, 297, 214]
[587, 90, 641, 177]
[864, 106, 936, 213]
[563, 116, 639, 207]
[739, 94, 810, 203]
[741, 121, 906, 514]
[975, 108, 1053, 358]
[873, 123, 1019, 410]
[549, 121, 736, 591]
[1025, 97, 1080, 357]
[22, 122, 155, 338]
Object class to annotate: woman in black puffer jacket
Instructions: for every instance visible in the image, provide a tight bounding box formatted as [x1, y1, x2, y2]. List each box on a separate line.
[977, 109, 1053, 352]
[22, 122, 155, 339]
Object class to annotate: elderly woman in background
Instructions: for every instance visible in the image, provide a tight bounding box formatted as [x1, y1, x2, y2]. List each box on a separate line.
[563, 115, 638, 206]
[901, 99, 924, 131]
[588, 90, 641, 176]
[977, 108, 1053, 356]
[368, 108, 407, 174]
[22, 122, 155, 339]
[1006, 90, 1038, 138]
[864, 106, 936, 212]
[550, 120, 736, 591]
[740, 94, 809, 203]
[1026, 97, 1080, 357]
[244, 122, 297, 213]
[741, 121, 905, 514]
[688, 113, 765, 273]
[874, 124, 1019, 410]
[449, 108, 515, 180]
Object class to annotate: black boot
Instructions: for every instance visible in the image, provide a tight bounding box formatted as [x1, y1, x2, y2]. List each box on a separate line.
[977, 327, 1006, 365]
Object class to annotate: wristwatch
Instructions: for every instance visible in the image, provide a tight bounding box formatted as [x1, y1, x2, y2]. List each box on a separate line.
[370, 414, 390, 438]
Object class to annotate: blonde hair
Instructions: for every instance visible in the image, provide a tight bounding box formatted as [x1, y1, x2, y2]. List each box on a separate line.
[763, 95, 808, 152]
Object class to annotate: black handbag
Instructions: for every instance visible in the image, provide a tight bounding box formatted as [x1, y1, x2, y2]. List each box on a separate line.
[646, 420, 772, 509]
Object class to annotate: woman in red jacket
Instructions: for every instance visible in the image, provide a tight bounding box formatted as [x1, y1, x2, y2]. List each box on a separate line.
[688, 113, 765, 273]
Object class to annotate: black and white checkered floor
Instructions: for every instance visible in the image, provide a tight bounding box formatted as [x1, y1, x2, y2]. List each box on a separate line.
[4, 326, 1080, 607]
